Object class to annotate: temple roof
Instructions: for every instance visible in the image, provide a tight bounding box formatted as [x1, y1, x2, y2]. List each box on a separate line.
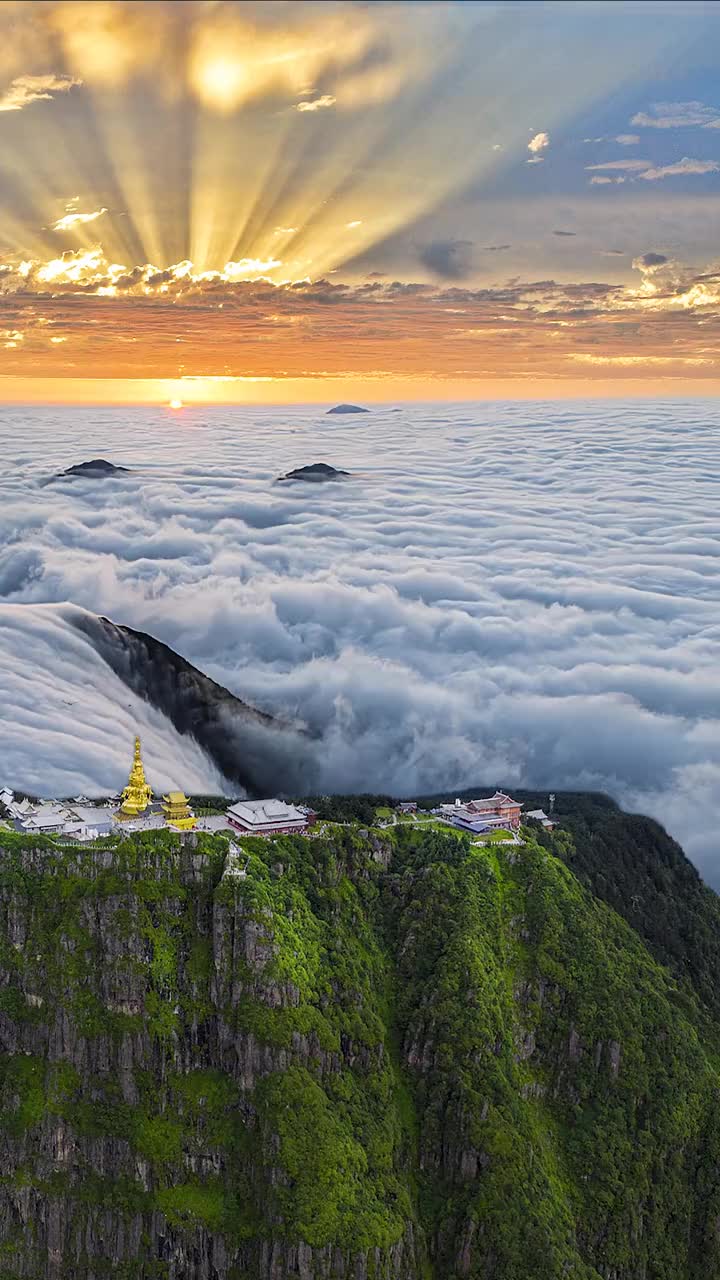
[227, 799, 306, 825]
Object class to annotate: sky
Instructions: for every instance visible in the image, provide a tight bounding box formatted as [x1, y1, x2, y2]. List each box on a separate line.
[0, 0, 720, 403]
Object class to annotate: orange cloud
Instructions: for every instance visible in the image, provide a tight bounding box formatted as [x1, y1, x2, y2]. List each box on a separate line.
[0, 247, 717, 397]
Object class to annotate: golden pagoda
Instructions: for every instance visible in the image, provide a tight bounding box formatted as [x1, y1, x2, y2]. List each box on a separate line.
[117, 736, 154, 820]
[161, 791, 197, 831]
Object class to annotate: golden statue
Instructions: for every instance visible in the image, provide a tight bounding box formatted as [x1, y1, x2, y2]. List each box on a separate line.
[117, 736, 154, 820]
[161, 791, 197, 831]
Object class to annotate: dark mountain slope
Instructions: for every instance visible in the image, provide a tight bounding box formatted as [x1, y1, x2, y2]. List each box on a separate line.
[560, 808, 720, 1023]
[70, 611, 317, 798]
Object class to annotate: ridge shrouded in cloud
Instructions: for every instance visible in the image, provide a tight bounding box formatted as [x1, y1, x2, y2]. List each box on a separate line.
[0, 402, 718, 882]
[0, 1, 718, 900]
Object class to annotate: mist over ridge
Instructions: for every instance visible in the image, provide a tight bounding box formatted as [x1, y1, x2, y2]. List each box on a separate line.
[0, 400, 717, 880]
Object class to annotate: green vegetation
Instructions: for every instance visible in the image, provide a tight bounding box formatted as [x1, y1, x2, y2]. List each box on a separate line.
[556, 806, 720, 1025]
[298, 792, 394, 824]
[382, 826, 720, 1278]
[0, 803, 720, 1278]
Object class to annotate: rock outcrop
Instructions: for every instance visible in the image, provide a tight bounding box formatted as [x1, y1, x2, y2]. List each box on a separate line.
[275, 463, 351, 484]
[56, 459, 130, 478]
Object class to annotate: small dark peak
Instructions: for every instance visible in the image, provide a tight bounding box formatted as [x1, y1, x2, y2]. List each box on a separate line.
[276, 462, 351, 483]
[59, 459, 130, 478]
[326, 403, 369, 414]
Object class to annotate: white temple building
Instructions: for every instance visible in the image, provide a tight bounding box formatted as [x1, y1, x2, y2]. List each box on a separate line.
[226, 799, 314, 837]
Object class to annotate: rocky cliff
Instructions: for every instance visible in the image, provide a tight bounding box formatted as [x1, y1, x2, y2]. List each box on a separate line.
[0, 816, 719, 1279]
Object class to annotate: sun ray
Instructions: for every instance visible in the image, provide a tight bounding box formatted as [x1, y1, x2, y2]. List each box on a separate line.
[0, 0, 706, 407]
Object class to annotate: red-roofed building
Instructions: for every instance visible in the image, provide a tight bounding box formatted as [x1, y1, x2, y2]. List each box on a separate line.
[437, 791, 522, 833]
[465, 791, 522, 829]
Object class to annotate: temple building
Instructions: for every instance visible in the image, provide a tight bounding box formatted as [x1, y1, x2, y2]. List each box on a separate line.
[116, 737, 154, 821]
[161, 791, 197, 831]
[467, 791, 522, 829]
[437, 791, 523, 834]
[226, 799, 313, 837]
[525, 808, 556, 830]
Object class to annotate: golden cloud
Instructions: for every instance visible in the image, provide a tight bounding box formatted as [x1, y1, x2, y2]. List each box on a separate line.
[0, 1, 447, 114]
[0, 245, 717, 389]
[0, 72, 81, 112]
[185, 6, 426, 114]
[52, 208, 107, 232]
[47, 1, 171, 89]
[296, 95, 336, 113]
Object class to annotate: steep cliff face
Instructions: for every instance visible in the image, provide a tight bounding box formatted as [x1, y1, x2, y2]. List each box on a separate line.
[0, 822, 719, 1279]
[0, 829, 422, 1279]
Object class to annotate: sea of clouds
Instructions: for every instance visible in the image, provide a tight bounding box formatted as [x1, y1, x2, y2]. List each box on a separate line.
[0, 401, 718, 880]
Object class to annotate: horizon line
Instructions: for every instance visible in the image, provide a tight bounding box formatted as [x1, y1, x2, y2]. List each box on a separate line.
[2, 392, 720, 408]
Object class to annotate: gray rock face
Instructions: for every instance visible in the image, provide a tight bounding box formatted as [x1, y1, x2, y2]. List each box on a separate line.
[325, 404, 368, 414]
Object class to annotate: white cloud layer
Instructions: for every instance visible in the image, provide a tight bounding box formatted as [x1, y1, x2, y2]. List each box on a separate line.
[0, 404, 718, 882]
[586, 154, 719, 186]
[631, 101, 720, 130]
[637, 157, 720, 181]
[586, 159, 652, 171]
[0, 603, 228, 798]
